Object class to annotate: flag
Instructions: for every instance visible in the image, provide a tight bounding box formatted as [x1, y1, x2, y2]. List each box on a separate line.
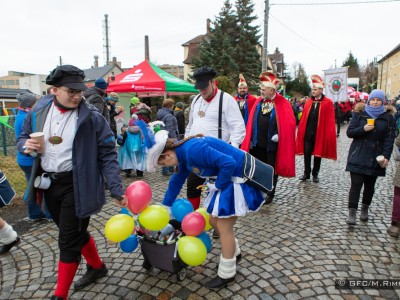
[0, 116, 13, 129]
[323, 67, 348, 103]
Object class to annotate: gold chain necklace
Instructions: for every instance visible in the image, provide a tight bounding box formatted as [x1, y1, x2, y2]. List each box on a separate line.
[48, 105, 75, 145]
[198, 99, 211, 118]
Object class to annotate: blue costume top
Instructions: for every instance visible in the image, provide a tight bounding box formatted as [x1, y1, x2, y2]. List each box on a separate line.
[162, 136, 265, 217]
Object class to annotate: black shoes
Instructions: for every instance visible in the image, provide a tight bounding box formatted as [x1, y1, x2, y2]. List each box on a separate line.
[300, 175, 319, 183]
[74, 263, 108, 290]
[50, 296, 63, 300]
[264, 195, 273, 205]
[205, 275, 235, 289]
[299, 175, 310, 181]
[0, 237, 20, 254]
[212, 230, 220, 239]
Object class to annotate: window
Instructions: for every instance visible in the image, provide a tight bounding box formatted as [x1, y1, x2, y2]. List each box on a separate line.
[6, 80, 15, 85]
[0, 80, 4, 85]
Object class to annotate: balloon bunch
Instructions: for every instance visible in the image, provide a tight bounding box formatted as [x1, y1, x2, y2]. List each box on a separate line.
[104, 181, 169, 253]
[171, 199, 213, 266]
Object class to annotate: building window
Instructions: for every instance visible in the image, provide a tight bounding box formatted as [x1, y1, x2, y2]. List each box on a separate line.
[0, 80, 4, 85]
[6, 80, 15, 85]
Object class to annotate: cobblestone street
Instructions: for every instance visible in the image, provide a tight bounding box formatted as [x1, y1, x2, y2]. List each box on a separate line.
[1, 129, 399, 300]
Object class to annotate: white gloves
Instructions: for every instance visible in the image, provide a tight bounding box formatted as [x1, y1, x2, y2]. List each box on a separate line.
[271, 134, 279, 142]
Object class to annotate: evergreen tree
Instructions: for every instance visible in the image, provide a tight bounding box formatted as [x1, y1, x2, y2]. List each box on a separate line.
[342, 51, 361, 79]
[192, 0, 239, 80]
[192, 0, 261, 92]
[286, 62, 310, 97]
[234, 0, 261, 88]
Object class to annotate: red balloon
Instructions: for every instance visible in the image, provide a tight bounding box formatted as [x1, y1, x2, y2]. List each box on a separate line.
[125, 180, 152, 214]
[182, 212, 206, 236]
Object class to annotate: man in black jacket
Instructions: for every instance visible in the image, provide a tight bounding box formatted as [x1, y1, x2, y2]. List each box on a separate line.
[84, 78, 110, 125]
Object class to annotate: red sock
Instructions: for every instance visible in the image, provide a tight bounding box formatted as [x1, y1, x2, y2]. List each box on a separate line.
[81, 236, 103, 269]
[54, 261, 78, 299]
[188, 197, 200, 210]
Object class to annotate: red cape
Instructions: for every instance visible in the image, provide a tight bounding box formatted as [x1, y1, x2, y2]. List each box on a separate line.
[295, 96, 337, 160]
[241, 93, 296, 177]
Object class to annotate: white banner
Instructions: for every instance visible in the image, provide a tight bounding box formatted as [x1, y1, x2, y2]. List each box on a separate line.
[323, 67, 348, 102]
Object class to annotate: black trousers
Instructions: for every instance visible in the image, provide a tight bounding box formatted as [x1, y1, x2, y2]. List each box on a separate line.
[348, 172, 378, 209]
[250, 146, 278, 198]
[187, 172, 206, 199]
[44, 173, 90, 263]
[303, 139, 321, 177]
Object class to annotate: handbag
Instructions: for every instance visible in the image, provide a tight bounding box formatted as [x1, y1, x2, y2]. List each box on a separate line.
[242, 153, 274, 193]
[0, 171, 16, 208]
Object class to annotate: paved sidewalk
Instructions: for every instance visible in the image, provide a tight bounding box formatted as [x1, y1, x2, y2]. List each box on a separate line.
[1, 130, 400, 300]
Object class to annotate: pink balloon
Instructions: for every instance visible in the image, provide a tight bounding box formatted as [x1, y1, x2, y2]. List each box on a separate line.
[125, 180, 152, 214]
[182, 212, 206, 236]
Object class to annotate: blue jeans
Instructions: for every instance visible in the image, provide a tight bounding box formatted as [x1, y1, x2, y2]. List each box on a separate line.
[19, 165, 52, 220]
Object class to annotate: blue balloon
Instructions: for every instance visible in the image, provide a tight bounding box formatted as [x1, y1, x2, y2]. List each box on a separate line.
[120, 207, 132, 216]
[197, 232, 212, 253]
[171, 198, 194, 222]
[120, 234, 139, 253]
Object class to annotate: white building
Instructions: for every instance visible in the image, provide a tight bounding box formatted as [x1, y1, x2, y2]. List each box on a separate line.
[19, 74, 50, 96]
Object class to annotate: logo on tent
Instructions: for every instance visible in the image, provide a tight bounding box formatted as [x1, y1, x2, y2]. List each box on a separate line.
[121, 69, 144, 83]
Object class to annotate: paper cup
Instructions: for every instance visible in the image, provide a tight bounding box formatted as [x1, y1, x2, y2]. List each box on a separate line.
[376, 155, 385, 168]
[367, 119, 375, 125]
[29, 132, 44, 152]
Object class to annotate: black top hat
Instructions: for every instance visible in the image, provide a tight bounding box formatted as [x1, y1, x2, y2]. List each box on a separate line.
[46, 65, 87, 91]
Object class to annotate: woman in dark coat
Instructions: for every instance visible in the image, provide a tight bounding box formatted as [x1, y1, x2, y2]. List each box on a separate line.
[345, 89, 396, 225]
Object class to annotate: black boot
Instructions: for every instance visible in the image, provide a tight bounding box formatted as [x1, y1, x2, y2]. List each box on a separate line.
[50, 296, 63, 300]
[312, 176, 319, 183]
[205, 275, 234, 289]
[299, 174, 309, 181]
[74, 263, 108, 290]
[0, 237, 20, 254]
[360, 204, 369, 221]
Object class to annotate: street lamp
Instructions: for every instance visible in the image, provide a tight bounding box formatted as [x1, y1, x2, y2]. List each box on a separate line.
[373, 54, 384, 89]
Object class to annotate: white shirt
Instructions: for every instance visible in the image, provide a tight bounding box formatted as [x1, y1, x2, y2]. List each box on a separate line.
[41, 104, 78, 173]
[185, 90, 245, 147]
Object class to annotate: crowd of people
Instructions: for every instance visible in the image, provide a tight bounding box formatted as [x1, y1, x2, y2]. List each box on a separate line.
[0, 63, 399, 297]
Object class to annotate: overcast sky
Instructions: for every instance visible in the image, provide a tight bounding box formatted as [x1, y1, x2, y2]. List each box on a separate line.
[1, 0, 399, 80]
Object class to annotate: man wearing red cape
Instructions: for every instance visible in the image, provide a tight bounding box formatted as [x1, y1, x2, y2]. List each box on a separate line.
[296, 75, 337, 183]
[241, 71, 296, 204]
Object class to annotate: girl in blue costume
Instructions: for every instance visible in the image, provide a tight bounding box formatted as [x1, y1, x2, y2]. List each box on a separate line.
[145, 126, 273, 289]
[118, 115, 146, 177]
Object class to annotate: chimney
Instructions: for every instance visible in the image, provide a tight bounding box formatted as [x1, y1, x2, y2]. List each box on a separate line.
[94, 55, 99, 68]
[112, 56, 117, 64]
[145, 35, 150, 60]
[206, 18, 211, 34]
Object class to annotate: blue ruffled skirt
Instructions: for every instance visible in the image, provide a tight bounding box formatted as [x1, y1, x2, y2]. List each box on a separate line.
[203, 182, 265, 218]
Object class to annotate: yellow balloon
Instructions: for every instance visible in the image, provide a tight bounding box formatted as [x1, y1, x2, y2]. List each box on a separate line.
[138, 205, 170, 231]
[104, 214, 135, 242]
[195, 207, 212, 231]
[178, 236, 207, 266]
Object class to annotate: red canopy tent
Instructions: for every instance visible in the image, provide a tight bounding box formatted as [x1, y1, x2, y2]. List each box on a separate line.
[107, 60, 198, 97]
